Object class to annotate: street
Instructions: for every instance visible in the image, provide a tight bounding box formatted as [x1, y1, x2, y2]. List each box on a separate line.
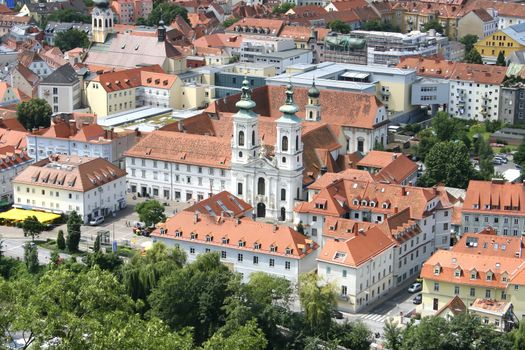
[2, 238, 71, 262]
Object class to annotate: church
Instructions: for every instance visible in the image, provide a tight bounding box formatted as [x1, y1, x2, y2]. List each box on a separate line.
[124, 76, 388, 222]
[83, 0, 186, 73]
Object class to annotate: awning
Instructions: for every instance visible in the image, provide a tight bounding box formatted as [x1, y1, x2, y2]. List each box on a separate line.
[0, 208, 61, 223]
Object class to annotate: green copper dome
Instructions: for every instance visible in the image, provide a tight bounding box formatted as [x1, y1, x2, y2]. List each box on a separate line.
[235, 78, 256, 116]
[277, 83, 301, 123]
[308, 80, 320, 98]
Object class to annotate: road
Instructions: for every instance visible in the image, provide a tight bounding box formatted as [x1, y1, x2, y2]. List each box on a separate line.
[2, 238, 71, 262]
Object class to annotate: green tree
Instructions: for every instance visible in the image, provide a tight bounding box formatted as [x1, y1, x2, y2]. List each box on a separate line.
[383, 320, 403, 350]
[459, 34, 478, 54]
[422, 19, 444, 34]
[476, 136, 494, 180]
[513, 137, 525, 165]
[149, 252, 234, 344]
[93, 233, 101, 253]
[432, 112, 466, 142]
[84, 252, 123, 272]
[22, 216, 44, 242]
[148, 3, 189, 26]
[374, 139, 385, 151]
[362, 20, 400, 32]
[327, 20, 351, 34]
[122, 242, 186, 301]
[415, 128, 438, 162]
[272, 3, 295, 14]
[513, 320, 525, 350]
[57, 229, 66, 250]
[496, 51, 506, 66]
[135, 199, 166, 227]
[328, 321, 371, 350]
[418, 141, 474, 188]
[298, 273, 336, 338]
[47, 8, 90, 23]
[16, 98, 52, 131]
[201, 319, 268, 350]
[223, 17, 240, 28]
[464, 49, 483, 64]
[55, 29, 90, 52]
[136, 17, 147, 25]
[23, 242, 39, 273]
[66, 210, 82, 252]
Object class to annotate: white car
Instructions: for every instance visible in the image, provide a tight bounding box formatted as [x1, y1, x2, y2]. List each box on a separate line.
[89, 216, 105, 226]
[408, 282, 422, 293]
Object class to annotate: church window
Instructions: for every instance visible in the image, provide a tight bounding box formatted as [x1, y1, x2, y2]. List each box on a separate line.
[105, 19, 109, 27]
[282, 157, 286, 163]
[238, 151, 243, 158]
[309, 111, 313, 119]
[237, 183, 243, 195]
[281, 189, 286, 201]
[238, 131, 245, 146]
[98, 19, 102, 27]
[257, 177, 265, 195]
[295, 136, 299, 150]
[282, 136, 288, 151]
[251, 130, 255, 146]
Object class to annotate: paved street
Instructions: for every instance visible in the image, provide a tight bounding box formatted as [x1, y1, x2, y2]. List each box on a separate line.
[2, 238, 71, 262]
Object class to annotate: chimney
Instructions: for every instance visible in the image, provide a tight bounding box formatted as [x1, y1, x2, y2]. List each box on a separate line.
[193, 211, 199, 223]
[394, 206, 398, 214]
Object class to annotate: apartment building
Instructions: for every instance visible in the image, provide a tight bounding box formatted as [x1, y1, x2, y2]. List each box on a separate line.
[152, 209, 318, 283]
[461, 180, 525, 236]
[111, 0, 153, 25]
[37, 64, 81, 113]
[12, 155, 127, 223]
[0, 147, 32, 205]
[475, 22, 525, 64]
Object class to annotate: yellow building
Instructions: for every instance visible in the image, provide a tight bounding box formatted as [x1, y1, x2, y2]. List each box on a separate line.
[420, 232, 525, 323]
[475, 23, 525, 64]
[393, 3, 460, 40]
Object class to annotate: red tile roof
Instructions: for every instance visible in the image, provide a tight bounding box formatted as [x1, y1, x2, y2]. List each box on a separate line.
[153, 210, 318, 258]
[93, 65, 165, 92]
[184, 191, 253, 218]
[463, 180, 525, 216]
[328, 0, 368, 11]
[226, 17, 285, 36]
[454, 230, 525, 259]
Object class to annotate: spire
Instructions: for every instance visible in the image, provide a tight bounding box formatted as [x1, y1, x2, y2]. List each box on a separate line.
[278, 83, 301, 123]
[234, 77, 256, 118]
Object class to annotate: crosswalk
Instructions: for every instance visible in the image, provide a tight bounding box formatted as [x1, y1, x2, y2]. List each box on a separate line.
[356, 313, 389, 323]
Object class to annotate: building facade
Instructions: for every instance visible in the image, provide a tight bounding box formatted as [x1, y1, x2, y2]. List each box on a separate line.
[37, 64, 81, 113]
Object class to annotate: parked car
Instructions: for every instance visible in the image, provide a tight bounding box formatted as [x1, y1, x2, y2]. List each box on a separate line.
[413, 294, 422, 304]
[89, 216, 105, 226]
[332, 310, 344, 319]
[408, 282, 422, 293]
[492, 158, 502, 165]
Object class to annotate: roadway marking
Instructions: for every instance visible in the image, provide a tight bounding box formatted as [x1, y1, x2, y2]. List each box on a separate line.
[357, 314, 389, 323]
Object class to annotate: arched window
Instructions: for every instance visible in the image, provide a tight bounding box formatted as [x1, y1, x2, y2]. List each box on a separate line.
[251, 130, 255, 146]
[105, 19, 109, 27]
[309, 111, 313, 119]
[281, 189, 286, 201]
[93, 18, 97, 27]
[282, 136, 288, 151]
[237, 183, 243, 195]
[238, 151, 243, 158]
[282, 157, 286, 163]
[109, 18, 112, 27]
[238, 131, 245, 146]
[295, 136, 299, 150]
[280, 207, 286, 221]
[257, 177, 265, 195]
[98, 18, 102, 27]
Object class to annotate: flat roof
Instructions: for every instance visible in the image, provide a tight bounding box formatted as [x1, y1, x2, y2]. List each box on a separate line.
[341, 71, 370, 79]
[98, 106, 173, 127]
[253, 48, 311, 59]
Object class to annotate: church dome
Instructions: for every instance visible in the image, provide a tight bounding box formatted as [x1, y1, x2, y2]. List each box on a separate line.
[93, 0, 110, 8]
[308, 81, 320, 98]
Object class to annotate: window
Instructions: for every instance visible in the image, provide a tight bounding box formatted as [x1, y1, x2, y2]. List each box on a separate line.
[221, 251, 226, 259]
[281, 136, 288, 151]
[285, 261, 290, 270]
[253, 256, 259, 264]
[237, 253, 243, 262]
[341, 285, 348, 296]
[269, 258, 275, 267]
[281, 189, 286, 201]
[434, 282, 440, 292]
[190, 247, 195, 254]
[454, 286, 460, 295]
[471, 271, 477, 279]
[485, 289, 491, 298]
[237, 183, 243, 195]
[470, 288, 475, 297]
[342, 270, 347, 278]
[238, 131, 244, 146]
[257, 177, 265, 195]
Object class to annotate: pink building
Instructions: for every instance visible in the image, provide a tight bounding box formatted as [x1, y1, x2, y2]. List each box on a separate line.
[112, 0, 153, 24]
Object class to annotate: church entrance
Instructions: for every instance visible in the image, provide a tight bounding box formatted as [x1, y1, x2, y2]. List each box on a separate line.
[257, 203, 266, 218]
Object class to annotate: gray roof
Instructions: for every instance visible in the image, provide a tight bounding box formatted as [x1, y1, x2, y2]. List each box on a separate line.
[40, 64, 79, 85]
[502, 22, 525, 46]
[45, 21, 92, 34]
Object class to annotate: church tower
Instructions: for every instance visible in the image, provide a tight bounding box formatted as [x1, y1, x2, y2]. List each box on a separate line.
[305, 79, 321, 121]
[231, 77, 259, 166]
[92, 0, 114, 44]
[275, 83, 303, 172]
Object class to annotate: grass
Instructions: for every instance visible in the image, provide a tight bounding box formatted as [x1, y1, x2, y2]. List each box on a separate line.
[34, 239, 86, 257]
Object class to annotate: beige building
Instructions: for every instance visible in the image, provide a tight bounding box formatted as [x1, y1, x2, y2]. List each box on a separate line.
[457, 9, 498, 41]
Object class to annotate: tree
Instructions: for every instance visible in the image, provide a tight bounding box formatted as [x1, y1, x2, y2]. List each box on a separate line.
[122, 242, 186, 301]
[223, 17, 240, 28]
[149, 252, 235, 344]
[496, 51, 506, 66]
[515, 137, 525, 165]
[93, 233, 101, 253]
[201, 319, 268, 350]
[23, 242, 39, 273]
[22, 216, 44, 242]
[327, 20, 351, 34]
[415, 128, 438, 162]
[55, 29, 90, 52]
[296, 222, 305, 234]
[418, 141, 474, 188]
[362, 20, 400, 32]
[431, 112, 466, 142]
[298, 273, 336, 338]
[464, 49, 483, 64]
[374, 139, 385, 151]
[147, 3, 189, 26]
[272, 3, 295, 14]
[328, 321, 371, 350]
[16, 98, 52, 131]
[47, 9, 90, 23]
[136, 17, 147, 25]
[66, 210, 82, 252]
[476, 136, 494, 180]
[513, 320, 525, 350]
[57, 229, 66, 250]
[422, 19, 444, 34]
[459, 34, 478, 54]
[383, 320, 403, 350]
[135, 199, 166, 227]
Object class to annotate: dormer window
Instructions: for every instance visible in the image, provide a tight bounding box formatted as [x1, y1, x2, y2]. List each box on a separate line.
[454, 268, 461, 278]
[382, 202, 389, 209]
[190, 233, 198, 240]
[502, 273, 508, 282]
[222, 237, 229, 244]
[175, 230, 182, 237]
[434, 265, 441, 275]
[238, 240, 246, 247]
[206, 235, 213, 242]
[473, 204, 479, 209]
[361, 200, 367, 206]
[353, 199, 359, 205]
[370, 201, 376, 207]
[285, 247, 293, 255]
[486, 271, 494, 281]
[270, 245, 277, 252]
[254, 242, 261, 250]
[470, 270, 477, 280]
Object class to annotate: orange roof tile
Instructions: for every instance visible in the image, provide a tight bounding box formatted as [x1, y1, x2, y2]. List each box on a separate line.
[153, 210, 318, 259]
[94, 65, 165, 93]
[463, 180, 525, 217]
[184, 191, 253, 218]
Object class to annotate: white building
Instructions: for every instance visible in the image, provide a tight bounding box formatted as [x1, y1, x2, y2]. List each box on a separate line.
[38, 64, 81, 113]
[152, 210, 318, 283]
[12, 155, 127, 223]
[0, 147, 33, 205]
